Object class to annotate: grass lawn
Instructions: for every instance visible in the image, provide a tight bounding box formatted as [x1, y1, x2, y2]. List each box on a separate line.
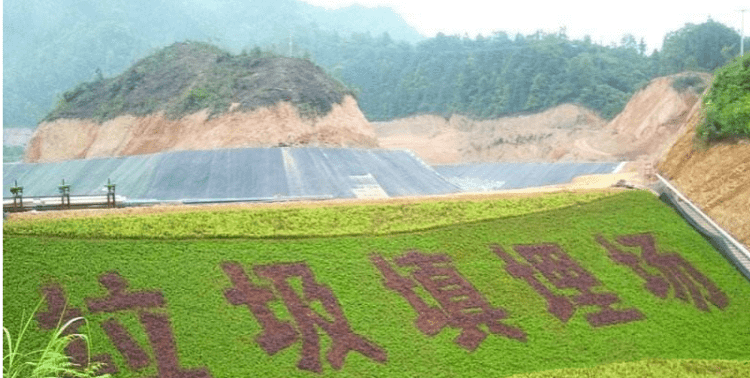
[4, 190, 749, 377]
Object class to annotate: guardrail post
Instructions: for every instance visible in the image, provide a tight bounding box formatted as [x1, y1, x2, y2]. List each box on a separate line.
[58, 179, 71, 209]
[106, 178, 116, 208]
[10, 180, 23, 211]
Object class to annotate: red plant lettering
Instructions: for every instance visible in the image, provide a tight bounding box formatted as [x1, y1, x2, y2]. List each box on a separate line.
[36, 284, 117, 375]
[141, 312, 212, 378]
[372, 251, 526, 351]
[101, 319, 150, 370]
[492, 244, 644, 327]
[85, 272, 213, 377]
[222, 262, 386, 373]
[223, 262, 297, 355]
[596, 234, 729, 311]
[86, 272, 164, 313]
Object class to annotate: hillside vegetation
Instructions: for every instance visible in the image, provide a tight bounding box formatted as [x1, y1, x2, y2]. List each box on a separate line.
[699, 53, 750, 141]
[658, 58, 750, 247]
[5, 9, 748, 130]
[23, 41, 383, 162]
[2, 0, 422, 127]
[302, 20, 745, 121]
[3, 190, 614, 239]
[45, 42, 355, 123]
[4, 191, 750, 377]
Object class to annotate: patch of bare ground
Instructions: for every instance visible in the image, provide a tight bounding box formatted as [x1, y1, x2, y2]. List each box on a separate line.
[25, 96, 377, 162]
[658, 98, 750, 248]
[374, 73, 711, 187]
[374, 104, 610, 164]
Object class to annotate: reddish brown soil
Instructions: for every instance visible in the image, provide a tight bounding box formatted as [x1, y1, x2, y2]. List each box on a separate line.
[26, 96, 378, 162]
[374, 73, 710, 183]
[658, 103, 750, 248]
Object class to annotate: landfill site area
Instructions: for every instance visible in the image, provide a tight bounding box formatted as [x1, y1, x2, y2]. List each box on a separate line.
[3, 68, 749, 251]
[3, 147, 624, 203]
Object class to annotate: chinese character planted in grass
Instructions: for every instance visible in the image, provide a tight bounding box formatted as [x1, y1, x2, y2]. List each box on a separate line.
[595, 233, 729, 311]
[36, 285, 117, 375]
[222, 262, 387, 373]
[37, 272, 213, 378]
[86, 272, 213, 378]
[371, 251, 526, 351]
[491, 243, 644, 327]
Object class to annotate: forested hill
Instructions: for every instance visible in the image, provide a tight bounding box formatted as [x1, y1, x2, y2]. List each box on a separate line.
[4, 0, 747, 128]
[295, 20, 746, 121]
[3, 0, 423, 127]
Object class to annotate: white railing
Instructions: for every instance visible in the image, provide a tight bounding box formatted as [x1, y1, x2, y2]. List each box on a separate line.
[655, 174, 750, 280]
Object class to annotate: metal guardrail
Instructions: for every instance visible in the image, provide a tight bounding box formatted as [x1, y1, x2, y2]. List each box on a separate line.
[3, 194, 127, 212]
[653, 174, 750, 282]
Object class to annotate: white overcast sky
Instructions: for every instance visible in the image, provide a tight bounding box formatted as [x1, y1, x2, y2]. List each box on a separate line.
[301, 0, 748, 52]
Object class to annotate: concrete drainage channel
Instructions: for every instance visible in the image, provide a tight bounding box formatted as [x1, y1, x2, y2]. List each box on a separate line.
[349, 174, 389, 199]
[653, 174, 750, 282]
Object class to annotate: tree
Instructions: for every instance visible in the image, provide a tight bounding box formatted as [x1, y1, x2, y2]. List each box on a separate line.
[524, 73, 548, 112]
[699, 53, 750, 141]
[661, 19, 740, 73]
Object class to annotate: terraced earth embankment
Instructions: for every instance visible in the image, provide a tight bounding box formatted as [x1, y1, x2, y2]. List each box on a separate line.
[4, 190, 749, 377]
[658, 99, 750, 247]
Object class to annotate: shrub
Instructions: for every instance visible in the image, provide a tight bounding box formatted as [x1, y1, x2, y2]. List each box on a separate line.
[698, 54, 750, 141]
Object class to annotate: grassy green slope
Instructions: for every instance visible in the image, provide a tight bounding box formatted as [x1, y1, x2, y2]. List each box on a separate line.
[509, 358, 750, 378]
[2, 191, 612, 239]
[4, 191, 750, 377]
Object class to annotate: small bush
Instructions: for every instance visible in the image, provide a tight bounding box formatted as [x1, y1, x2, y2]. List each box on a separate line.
[698, 54, 750, 141]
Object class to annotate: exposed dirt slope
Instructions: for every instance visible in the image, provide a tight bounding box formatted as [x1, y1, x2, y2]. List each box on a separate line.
[26, 96, 377, 162]
[25, 42, 380, 162]
[658, 101, 750, 247]
[375, 104, 608, 164]
[375, 73, 710, 168]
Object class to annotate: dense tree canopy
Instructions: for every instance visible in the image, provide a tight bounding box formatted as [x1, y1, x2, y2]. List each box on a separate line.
[699, 53, 750, 141]
[659, 19, 742, 74]
[293, 20, 746, 121]
[5, 5, 748, 128]
[297, 29, 651, 120]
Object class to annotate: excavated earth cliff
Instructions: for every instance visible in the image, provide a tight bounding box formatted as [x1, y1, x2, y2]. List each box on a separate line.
[26, 96, 377, 162]
[374, 104, 608, 164]
[374, 72, 711, 167]
[25, 42, 378, 163]
[658, 99, 750, 247]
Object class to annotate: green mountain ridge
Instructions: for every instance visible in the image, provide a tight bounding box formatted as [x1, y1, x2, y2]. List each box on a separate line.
[43, 42, 354, 123]
[2, 0, 423, 127]
[3, 1, 747, 129]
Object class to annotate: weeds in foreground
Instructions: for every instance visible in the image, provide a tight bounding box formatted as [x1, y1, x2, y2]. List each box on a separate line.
[3, 301, 110, 378]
